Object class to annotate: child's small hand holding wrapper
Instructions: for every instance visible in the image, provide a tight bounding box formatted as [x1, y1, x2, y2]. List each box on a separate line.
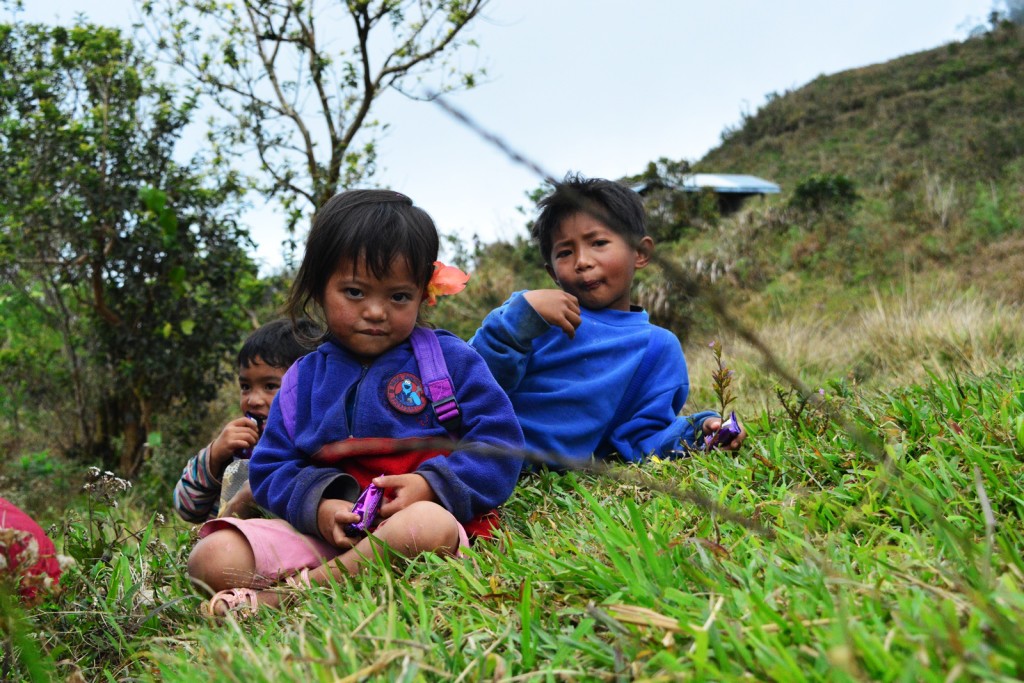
[704, 411, 743, 451]
[345, 480, 385, 537]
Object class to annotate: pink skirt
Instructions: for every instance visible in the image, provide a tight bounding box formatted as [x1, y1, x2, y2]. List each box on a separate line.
[199, 515, 470, 585]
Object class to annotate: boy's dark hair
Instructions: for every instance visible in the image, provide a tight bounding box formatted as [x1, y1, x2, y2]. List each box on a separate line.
[531, 172, 647, 264]
[287, 189, 439, 322]
[238, 318, 322, 369]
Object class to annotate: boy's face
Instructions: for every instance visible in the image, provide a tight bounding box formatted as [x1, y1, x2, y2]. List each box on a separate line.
[546, 212, 652, 312]
[238, 356, 287, 426]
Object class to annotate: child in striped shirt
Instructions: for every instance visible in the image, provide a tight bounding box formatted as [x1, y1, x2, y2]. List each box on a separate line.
[172, 318, 320, 522]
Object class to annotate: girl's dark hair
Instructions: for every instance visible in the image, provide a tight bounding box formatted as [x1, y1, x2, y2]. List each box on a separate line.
[238, 318, 322, 369]
[531, 172, 647, 264]
[286, 189, 439, 323]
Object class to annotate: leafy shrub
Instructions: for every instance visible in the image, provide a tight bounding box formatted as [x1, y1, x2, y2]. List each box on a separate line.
[968, 180, 1021, 237]
[788, 173, 860, 215]
[694, 187, 722, 226]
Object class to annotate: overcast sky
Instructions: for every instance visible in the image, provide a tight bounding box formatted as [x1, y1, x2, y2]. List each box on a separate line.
[16, 1, 997, 273]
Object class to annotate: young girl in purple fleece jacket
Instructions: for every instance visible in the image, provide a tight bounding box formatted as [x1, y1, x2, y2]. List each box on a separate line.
[188, 190, 524, 616]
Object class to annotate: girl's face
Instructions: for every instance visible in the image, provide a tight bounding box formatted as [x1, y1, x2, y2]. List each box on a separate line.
[322, 256, 424, 363]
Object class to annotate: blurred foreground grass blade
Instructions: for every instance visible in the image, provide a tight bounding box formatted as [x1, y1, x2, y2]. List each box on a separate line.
[518, 578, 535, 670]
[1, 591, 57, 683]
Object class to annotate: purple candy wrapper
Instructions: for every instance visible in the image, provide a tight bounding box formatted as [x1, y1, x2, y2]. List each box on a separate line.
[704, 411, 741, 451]
[345, 481, 384, 537]
[238, 412, 265, 459]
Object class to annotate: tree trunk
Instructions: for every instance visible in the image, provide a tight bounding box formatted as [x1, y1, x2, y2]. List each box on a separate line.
[118, 392, 150, 478]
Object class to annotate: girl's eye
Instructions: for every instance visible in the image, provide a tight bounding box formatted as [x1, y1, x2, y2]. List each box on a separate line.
[593, 239, 610, 247]
[239, 383, 251, 392]
[554, 250, 571, 259]
[392, 292, 414, 303]
[344, 287, 363, 298]
[265, 383, 280, 392]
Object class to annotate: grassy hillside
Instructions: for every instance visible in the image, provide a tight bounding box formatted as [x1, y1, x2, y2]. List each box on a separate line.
[702, 22, 1024, 191]
[5, 367, 1023, 680]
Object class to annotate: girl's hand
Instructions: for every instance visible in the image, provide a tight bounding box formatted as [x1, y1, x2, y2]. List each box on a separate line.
[375, 474, 437, 518]
[702, 417, 747, 451]
[317, 498, 360, 549]
[209, 417, 259, 471]
[523, 290, 581, 339]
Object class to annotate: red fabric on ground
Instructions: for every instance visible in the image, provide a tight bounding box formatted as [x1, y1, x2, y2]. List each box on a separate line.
[0, 497, 62, 600]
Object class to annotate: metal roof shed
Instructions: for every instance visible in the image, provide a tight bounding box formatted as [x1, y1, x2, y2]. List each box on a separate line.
[678, 174, 780, 194]
[633, 173, 781, 215]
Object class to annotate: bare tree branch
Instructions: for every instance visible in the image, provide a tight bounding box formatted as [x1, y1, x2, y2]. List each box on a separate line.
[143, 0, 490, 236]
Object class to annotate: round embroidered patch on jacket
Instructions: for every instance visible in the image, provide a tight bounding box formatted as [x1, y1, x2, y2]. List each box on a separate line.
[386, 372, 427, 414]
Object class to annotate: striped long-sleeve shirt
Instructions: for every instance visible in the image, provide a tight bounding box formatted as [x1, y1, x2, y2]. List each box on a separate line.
[172, 445, 223, 523]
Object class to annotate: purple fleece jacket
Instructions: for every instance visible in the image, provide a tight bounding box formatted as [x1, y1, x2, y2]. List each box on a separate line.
[250, 330, 525, 539]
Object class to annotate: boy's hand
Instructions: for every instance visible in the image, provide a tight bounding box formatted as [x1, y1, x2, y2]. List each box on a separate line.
[317, 498, 360, 549]
[209, 417, 260, 473]
[375, 474, 437, 518]
[219, 481, 259, 519]
[702, 417, 747, 451]
[523, 289, 581, 338]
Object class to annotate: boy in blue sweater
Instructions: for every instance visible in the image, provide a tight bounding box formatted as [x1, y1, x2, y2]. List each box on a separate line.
[470, 173, 745, 466]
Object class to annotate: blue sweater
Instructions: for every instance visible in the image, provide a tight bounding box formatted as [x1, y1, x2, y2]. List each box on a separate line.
[470, 292, 717, 464]
[250, 330, 525, 539]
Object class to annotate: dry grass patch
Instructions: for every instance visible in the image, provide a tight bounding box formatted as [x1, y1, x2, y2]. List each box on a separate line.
[684, 276, 1024, 414]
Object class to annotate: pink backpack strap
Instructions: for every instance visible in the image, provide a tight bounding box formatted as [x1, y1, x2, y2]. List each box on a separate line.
[410, 327, 460, 437]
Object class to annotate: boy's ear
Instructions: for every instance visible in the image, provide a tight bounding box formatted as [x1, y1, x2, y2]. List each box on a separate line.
[634, 236, 655, 269]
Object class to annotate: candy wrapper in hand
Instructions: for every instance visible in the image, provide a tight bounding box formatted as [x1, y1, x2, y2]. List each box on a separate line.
[345, 480, 385, 537]
[704, 411, 742, 451]
[238, 412, 265, 459]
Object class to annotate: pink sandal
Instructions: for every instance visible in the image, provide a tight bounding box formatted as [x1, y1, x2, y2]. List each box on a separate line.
[285, 567, 313, 589]
[204, 568, 314, 618]
[204, 587, 261, 618]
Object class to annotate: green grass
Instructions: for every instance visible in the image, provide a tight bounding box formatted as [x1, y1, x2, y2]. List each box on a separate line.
[4, 365, 1023, 681]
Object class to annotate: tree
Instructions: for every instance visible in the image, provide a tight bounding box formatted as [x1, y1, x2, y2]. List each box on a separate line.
[0, 285, 68, 451]
[141, 0, 489, 257]
[1009, 0, 1024, 24]
[991, 1, 1024, 25]
[625, 157, 721, 241]
[0, 19, 255, 475]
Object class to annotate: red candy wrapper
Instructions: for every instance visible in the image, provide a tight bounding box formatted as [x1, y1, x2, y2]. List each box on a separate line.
[704, 411, 741, 451]
[345, 481, 384, 537]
